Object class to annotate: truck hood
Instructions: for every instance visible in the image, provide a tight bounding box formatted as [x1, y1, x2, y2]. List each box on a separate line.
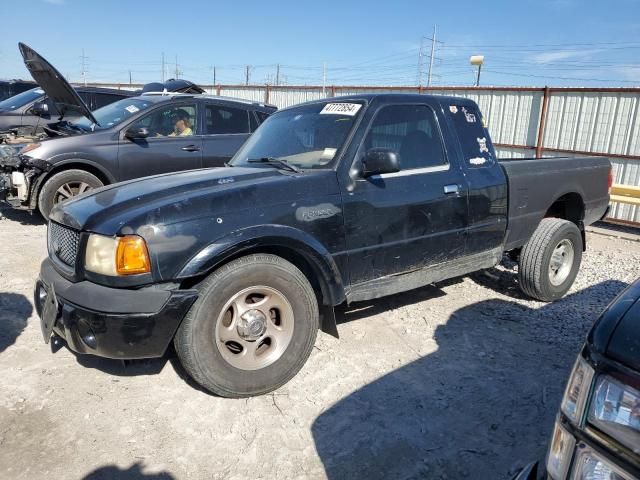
[18, 43, 98, 125]
[50, 167, 333, 234]
[589, 278, 640, 371]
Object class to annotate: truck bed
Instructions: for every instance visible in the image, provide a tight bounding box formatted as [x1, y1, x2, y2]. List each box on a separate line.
[500, 156, 611, 251]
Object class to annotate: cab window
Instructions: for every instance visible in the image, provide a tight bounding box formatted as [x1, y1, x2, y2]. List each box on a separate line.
[365, 104, 447, 170]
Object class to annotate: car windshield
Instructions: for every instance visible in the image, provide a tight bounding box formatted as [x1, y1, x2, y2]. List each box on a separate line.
[73, 98, 153, 131]
[230, 101, 364, 169]
[0, 88, 45, 111]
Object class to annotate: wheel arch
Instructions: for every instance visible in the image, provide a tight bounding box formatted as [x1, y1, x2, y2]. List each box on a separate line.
[544, 191, 586, 250]
[177, 226, 347, 337]
[29, 159, 114, 209]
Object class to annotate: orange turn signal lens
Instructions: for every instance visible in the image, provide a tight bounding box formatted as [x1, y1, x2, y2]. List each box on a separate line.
[115, 235, 150, 275]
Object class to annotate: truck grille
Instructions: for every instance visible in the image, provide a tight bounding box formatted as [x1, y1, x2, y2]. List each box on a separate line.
[48, 221, 80, 267]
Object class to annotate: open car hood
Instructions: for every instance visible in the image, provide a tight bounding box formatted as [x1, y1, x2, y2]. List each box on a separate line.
[18, 42, 98, 126]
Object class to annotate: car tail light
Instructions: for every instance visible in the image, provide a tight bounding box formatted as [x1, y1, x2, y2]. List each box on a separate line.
[608, 168, 613, 195]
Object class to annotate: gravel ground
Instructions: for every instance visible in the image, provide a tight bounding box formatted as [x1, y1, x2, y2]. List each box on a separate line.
[0, 204, 638, 480]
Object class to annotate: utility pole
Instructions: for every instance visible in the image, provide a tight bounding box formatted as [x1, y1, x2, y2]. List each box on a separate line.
[175, 55, 179, 79]
[161, 52, 165, 82]
[80, 49, 88, 86]
[427, 25, 436, 87]
[213, 65, 216, 86]
[322, 62, 327, 95]
[245, 65, 251, 85]
[129, 70, 132, 85]
[417, 37, 425, 87]
[276, 64, 280, 86]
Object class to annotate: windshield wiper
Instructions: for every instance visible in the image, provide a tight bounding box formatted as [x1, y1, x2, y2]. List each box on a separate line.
[247, 157, 300, 173]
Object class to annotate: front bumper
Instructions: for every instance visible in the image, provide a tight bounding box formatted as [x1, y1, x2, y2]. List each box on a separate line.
[35, 258, 198, 359]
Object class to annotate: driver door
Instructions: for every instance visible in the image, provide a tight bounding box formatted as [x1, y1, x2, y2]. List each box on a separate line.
[117, 102, 202, 181]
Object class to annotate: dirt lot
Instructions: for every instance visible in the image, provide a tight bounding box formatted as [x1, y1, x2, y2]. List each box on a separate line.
[0, 205, 638, 480]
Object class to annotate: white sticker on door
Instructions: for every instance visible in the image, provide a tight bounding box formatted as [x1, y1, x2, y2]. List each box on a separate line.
[320, 103, 362, 116]
[477, 137, 489, 154]
[462, 107, 477, 123]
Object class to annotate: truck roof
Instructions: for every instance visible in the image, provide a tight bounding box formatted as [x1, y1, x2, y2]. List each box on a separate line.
[279, 93, 478, 111]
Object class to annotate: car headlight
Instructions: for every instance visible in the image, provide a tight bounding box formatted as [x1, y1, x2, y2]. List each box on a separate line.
[561, 356, 595, 425]
[571, 445, 633, 480]
[587, 375, 640, 455]
[546, 421, 576, 480]
[85, 233, 150, 276]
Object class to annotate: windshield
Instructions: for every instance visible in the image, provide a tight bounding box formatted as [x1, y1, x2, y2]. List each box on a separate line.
[74, 98, 153, 131]
[230, 101, 364, 169]
[0, 88, 45, 111]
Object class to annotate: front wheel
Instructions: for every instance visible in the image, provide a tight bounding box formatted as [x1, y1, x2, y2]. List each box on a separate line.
[518, 218, 583, 302]
[174, 254, 319, 398]
[38, 169, 103, 220]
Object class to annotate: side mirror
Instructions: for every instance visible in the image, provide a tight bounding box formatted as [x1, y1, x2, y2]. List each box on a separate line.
[362, 148, 400, 177]
[125, 127, 150, 139]
[31, 101, 49, 117]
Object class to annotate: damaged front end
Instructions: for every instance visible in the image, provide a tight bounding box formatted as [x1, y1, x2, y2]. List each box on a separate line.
[0, 145, 50, 210]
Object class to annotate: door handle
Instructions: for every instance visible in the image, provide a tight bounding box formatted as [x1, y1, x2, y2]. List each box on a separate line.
[444, 184, 459, 194]
[181, 145, 200, 152]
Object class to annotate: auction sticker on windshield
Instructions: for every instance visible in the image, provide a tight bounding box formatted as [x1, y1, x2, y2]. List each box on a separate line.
[320, 103, 362, 116]
[125, 105, 140, 114]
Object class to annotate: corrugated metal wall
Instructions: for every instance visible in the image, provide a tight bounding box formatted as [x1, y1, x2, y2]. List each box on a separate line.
[86, 82, 640, 224]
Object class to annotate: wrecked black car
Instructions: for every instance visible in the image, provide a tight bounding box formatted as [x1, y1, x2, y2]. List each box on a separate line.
[0, 43, 275, 219]
[0, 86, 135, 145]
[514, 277, 640, 480]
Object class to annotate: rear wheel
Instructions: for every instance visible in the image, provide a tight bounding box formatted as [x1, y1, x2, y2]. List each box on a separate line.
[518, 218, 583, 302]
[38, 169, 103, 220]
[174, 254, 319, 398]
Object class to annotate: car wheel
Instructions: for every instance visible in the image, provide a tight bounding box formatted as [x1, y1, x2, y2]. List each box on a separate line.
[38, 169, 103, 221]
[174, 253, 319, 398]
[518, 218, 583, 302]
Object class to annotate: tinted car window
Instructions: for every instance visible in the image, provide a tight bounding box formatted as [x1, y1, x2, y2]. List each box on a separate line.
[448, 104, 495, 167]
[130, 103, 197, 137]
[249, 111, 259, 132]
[77, 91, 93, 109]
[74, 98, 154, 131]
[365, 104, 447, 170]
[94, 93, 128, 109]
[255, 111, 270, 124]
[0, 88, 45, 111]
[205, 105, 250, 134]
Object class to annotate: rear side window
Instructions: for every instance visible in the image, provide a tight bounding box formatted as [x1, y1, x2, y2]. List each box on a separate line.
[448, 104, 495, 168]
[365, 104, 447, 170]
[94, 93, 127, 109]
[205, 105, 250, 134]
[255, 111, 270, 124]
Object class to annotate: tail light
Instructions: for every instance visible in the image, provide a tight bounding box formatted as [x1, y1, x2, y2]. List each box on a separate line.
[607, 167, 613, 195]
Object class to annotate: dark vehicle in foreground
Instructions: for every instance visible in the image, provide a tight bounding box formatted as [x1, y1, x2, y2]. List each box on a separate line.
[0, 43, 275, 219]
[515, 278, 640, 480]
[0, 79, 36, 101]
[0, 85, 135, 142]
[35, 94, 611, 397]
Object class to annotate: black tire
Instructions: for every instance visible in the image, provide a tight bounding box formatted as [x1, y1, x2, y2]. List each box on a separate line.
[37, 169, 103, 220]
[174, 254, 319, 398]
[518, 218, 583, 302]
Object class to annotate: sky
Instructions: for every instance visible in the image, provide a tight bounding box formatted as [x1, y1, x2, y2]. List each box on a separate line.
[1, 0, 640, 88]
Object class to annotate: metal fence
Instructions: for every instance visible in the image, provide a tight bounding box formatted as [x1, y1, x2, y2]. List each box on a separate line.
[88, 82, 640, 224]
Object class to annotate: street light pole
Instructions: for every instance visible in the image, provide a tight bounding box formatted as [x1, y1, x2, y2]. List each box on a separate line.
[470, 55, 485, 87]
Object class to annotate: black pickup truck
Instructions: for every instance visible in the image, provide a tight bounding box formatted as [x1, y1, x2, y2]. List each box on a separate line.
[34, 94, 611, 397]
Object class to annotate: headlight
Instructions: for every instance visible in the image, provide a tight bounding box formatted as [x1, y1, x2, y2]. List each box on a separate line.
[85, 234, 150, 276]
[546, 421, 576, 480]
[587, 375, 640, 455]
[561, 356, 595, 425]
[571, 445, 633, 480]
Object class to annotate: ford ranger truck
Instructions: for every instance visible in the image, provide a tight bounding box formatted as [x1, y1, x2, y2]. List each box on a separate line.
[34, 94, 612, 397]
